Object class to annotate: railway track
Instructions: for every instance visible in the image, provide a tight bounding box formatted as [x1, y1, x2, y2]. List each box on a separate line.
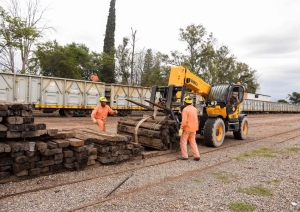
[1, 125, 300, 204]
[245, 115, 300, 127]
[67, 130, 300, 211]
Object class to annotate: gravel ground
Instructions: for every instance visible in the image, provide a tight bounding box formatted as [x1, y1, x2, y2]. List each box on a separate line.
[0, 114, 300, 212]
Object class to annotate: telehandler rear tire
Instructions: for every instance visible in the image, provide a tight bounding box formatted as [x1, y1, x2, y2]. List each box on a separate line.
[233, 116, 248, 140]
[203, 118, 225, 147]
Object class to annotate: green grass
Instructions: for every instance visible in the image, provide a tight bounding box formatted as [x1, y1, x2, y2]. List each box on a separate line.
[234, 147, 276, 161]
[236, 146, 300, 160]
[193, 179, 201, 183]
[238, 186, 273, 196]
[283, 147, 300, 153]
[211, 171, 237, 184]
[266, 178, 281, 185]
[277, 146, 300, 154]
[229, 202, 254, 212]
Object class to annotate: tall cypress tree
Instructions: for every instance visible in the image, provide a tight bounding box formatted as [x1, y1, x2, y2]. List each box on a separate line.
[102, 0, 116, 83]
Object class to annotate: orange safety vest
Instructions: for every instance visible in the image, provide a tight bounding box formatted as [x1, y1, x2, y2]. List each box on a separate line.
[91, 105, 114, 121]
[91, 75, 99, 82]
[180, 105, 199, 132]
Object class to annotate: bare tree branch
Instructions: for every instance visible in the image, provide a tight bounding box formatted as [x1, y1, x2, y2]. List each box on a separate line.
[130, 28, 137, 85]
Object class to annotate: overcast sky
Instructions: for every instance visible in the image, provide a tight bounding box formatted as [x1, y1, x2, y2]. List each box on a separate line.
[40, 0, 300, 101]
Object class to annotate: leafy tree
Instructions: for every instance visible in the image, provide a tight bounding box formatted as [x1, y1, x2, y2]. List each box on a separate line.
[115, 37, 130, 84]
[0, 7, 28, 73]
[0, 0, 49, 74]
[277, 99, 288, 103]
[116, 30, 145, 85]
[140, 50, 169, 87]
[175, 23, 260, 93]
[141, 49, 154, 86]
[90, 51, 114, 82]
[233, 62, 259, 93]
[201, 44, 236, 85]
[168, 50, 185, 66]
[287, 92, 300, 104]
[0, 6, 15, 72]
[134, 48, 146, 85]
[31, 41, 112, 80]
[196, 33, 217, 82]
[33, 41, 83, 79]
[178, 24, 207, 75]
[150, 53, 170, 86]
[102, 0, 116, 83]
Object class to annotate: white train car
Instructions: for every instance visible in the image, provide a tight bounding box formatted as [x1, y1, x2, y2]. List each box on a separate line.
[241, 100, 300, 114]
[0, 72, 105, 116]
[241, 99, 264, 113]
[241, 92, 300, 114]
[1, 72, 300, 115]
[105, 84, 152, 115]
[244, 93, 271, 101]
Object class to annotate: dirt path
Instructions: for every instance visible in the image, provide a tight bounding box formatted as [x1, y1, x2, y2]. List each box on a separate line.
[1, 114, 300, 211]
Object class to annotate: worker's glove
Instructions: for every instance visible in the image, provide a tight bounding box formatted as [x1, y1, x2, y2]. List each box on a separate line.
[115, 110, 118, 115]
[92, 118, 97, 124]
[178, 129, 183, 136]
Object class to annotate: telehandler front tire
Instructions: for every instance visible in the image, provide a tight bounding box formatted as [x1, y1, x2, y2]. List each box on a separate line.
[203, 118, 225, 147]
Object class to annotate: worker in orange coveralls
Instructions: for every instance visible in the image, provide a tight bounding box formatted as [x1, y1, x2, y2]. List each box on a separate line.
[91, 96, 118, 132]
[90, 72, 99, 82]
[177, 96, 200, 161]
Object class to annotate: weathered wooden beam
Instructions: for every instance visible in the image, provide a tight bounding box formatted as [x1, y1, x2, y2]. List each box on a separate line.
[117, 124, 161, 138]
[0, 124, 8, 131]
[118, 119, 162, 130]
[117, 131, 166, 150]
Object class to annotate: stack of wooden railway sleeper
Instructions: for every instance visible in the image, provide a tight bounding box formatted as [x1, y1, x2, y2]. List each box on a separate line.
[0, 101, 98, 181]
[117, 116, 180, 150]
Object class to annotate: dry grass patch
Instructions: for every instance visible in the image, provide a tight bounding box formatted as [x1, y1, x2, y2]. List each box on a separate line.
[238, 186, 273, 196]
[234, 147, 276, 161]
[229, 201, 254, 212]
[266, 178, 281, 185]
[279, 147, 300, 154]
[211, 171, 238, 184]
[193, 179, 201, 183]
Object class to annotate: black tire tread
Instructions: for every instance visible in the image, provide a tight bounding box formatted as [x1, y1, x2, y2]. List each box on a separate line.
[233, 116, 248, 140]
[203, 118, 225, 147]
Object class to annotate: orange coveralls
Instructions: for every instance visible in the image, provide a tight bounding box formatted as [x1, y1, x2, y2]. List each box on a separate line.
[91, 105, 114, 131]
[180, 105, 200, 159]
[91, 75, 99, 82]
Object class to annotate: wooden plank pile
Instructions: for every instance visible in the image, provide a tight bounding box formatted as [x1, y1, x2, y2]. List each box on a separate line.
[0, 101, 98, 181]
[75, 128, 144, 164]
[130, 111, 166, 116]
[117, 117, 180, 150]
[0, 137, 98, 180]
[0, 101, 146, 182]
[0, 101, 55, 139]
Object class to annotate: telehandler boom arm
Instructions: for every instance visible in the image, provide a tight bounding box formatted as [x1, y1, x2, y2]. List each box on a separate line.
[168, 66, 211, 99]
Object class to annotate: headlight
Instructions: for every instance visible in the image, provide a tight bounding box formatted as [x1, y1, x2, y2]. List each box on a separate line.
[210, 101, 217, 106]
